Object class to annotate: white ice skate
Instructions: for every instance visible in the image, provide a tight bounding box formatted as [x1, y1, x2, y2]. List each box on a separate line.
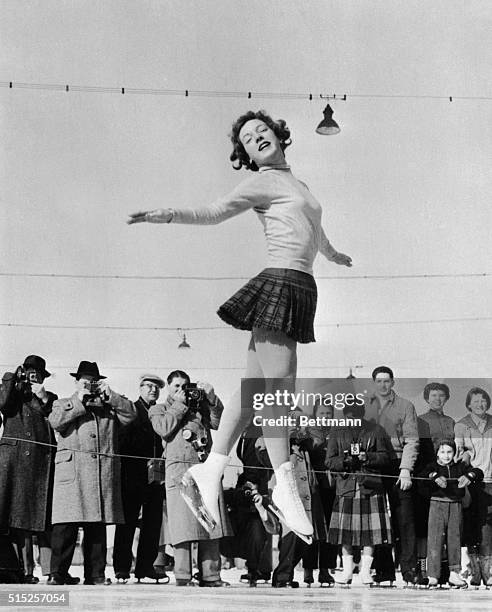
[335, 555, 354, 587]
[179, 452, 229, 533]
[448, 571, 468, 589]
[360, 555, 374, 586]
[268, 461, 313, 545]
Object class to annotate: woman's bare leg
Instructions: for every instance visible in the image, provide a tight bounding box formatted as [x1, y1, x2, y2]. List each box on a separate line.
[252, 328, 297, 469]
[212, 335, 264, 455]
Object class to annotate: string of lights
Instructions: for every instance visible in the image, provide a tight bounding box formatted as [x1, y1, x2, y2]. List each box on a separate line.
[0, 363, 360, 371]
[0, 271, 490, 281]
[1, 81, 491, 102]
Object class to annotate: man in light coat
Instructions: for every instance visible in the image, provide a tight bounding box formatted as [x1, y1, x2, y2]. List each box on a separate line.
[47, 361, 136, 585]
[149, 370, 232, 587]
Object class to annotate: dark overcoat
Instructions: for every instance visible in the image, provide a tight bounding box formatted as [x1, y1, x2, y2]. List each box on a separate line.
[149, 395, 233, 545]
[0, 372, 57, 531]
[48, 391, 136, 524]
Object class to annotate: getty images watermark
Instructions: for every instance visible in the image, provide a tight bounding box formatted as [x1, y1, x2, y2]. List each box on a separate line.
[241, 378, 366, 432]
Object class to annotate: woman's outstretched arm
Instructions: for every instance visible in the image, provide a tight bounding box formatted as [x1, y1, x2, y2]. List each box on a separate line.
[319, 227, 353, 267]
[128, 176, 267, 226]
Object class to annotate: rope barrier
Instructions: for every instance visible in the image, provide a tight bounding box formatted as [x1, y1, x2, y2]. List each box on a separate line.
[1, 435, 468, 482]
[1, 271, 490, 281]
[1, 316, 491, 331]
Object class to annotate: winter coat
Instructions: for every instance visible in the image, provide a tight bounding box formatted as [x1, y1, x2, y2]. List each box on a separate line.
[0, 372, 57, 531]
[418, 459, 483, 501]
[290, 444, 328, 541]
[118, 397, 163, 483]
[365, 391, 419, 472]
[149, 395, 233, 545]
[325, 419, 395, 497]
[454, 413, 492, 482]
[48, 391, 136, 524]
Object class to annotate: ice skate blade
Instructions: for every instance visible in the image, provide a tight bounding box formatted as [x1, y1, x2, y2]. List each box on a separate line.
[267, 503, 312, 544]
[180, 474, 217, 533]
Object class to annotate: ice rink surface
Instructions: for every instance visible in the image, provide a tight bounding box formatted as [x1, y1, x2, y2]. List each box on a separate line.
[0, 568, 490, 611]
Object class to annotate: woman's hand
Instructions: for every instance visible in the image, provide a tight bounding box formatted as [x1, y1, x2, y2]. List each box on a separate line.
[332, 251, 352, 267]
[127, 209, 173, 224]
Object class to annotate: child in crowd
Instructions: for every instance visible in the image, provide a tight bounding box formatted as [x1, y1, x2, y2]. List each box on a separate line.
[419, 439, 483, 588]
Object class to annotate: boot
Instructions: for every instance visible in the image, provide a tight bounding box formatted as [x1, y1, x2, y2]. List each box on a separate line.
[467, 547, 482, 587]
[318, 568, 335, 587]
[360, 554, 374, 585]
[271, 462, 313, 541]
[335, 555, 354, 586]
[448, 571, 467, 589]
[303, 568, 314, 586]
[427, 577, 438, 588]
[180, 452, 229, 531]
[479, 554, 492, 589]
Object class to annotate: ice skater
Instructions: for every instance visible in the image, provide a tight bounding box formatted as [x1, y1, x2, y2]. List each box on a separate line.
[128, 109, 352, 542]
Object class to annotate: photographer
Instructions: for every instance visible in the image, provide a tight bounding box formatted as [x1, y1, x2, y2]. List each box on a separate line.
[47, 361, 136, 586]
[149, 370, 232, 587]
[225, 473, 279, 587]
[0, 355, 57, 584]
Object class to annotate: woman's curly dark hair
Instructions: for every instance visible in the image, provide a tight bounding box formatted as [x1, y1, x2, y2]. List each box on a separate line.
[229, 110, 292, 172]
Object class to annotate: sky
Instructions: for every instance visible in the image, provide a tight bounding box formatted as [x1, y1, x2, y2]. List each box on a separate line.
[1, 0, 491, 410]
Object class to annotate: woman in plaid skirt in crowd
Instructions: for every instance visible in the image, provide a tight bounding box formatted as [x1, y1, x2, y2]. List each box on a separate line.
[128, 109, 352, 542]
[326, 403, 394, 586]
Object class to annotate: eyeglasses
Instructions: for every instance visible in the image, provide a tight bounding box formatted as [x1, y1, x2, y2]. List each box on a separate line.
[141, 383, 160, 391]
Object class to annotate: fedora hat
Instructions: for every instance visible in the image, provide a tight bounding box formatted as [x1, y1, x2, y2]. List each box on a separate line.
[23, 355, 51, 378]
[70, 361, 106, 380]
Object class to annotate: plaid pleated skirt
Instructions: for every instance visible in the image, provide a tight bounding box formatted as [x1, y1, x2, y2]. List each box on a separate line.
[217, 268, 317, 344]
[328, 485, 392, 547]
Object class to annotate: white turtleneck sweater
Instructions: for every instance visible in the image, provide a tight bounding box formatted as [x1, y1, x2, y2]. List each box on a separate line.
[170, 165, 337, 276]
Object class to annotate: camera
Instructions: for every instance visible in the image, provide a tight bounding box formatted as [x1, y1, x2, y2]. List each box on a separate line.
[83, 381, 104, 409]
[184, 382, 205, 409]
[15, 366, 30, 391]
[350, 443, 360, 456]
[182, 429, 208, 462]
[241, 483, 258, 499]
[343, 447, 362, 472]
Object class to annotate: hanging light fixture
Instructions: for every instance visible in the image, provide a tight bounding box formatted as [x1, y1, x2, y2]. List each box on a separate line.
[346, 365, 363, 379]
[316, 104, 341, 135]
[178, 329, 191, 349]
